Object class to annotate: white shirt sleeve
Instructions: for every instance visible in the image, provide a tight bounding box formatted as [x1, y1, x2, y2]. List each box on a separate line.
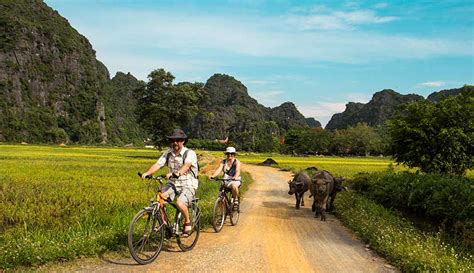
[184, 149, 198, 167]
[156, 149, 171, 167]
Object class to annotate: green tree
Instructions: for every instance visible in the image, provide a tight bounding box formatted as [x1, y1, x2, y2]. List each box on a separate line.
[331, 123, 384, 156]
[282, 128, 332, 155]
[136, 69, 204, 145]
[387, 89, 473, 175]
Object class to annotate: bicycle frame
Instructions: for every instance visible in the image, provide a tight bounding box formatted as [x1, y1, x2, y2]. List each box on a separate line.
[143, 176, 188, 237]
[129, 173, 201, 264]
[217, 180, 234, 214]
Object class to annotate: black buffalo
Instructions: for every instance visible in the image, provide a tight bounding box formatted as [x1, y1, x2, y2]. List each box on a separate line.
[311, 170, 334, 221]
[287, 171, 311, 209]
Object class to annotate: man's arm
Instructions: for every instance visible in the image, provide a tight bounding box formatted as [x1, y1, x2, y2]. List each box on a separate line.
[142, 162, 161, 178]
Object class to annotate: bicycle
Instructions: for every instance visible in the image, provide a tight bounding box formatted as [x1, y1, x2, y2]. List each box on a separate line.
[211, 178, 240, 232]
[128, 173, 201, 264]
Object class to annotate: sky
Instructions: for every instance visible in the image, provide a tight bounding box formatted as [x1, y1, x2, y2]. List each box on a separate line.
[45, 0, 474, 127]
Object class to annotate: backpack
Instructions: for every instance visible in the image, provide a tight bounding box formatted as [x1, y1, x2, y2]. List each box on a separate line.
[166, 149, 199, 179]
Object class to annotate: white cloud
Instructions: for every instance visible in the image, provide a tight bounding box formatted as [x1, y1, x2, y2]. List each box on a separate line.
[335, 10, 397, 24]
[71, 8, 472, 79]
[419, 81, 446, 87]
[287, 8, 398, 30]
[297, 102, 347, 127]
[346, 93, 372, 103]
[374, 2, 389, 9]
[252, 90, 285, 107]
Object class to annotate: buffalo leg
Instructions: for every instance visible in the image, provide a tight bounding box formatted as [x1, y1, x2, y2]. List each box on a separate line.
[314, 206, 320, 218]
[321, 208, 326, 221]
[321, 197, 328, 221]
[312, 198, 316, 212]
[295, 194, 300, 209]
[300, 192, 305, 207]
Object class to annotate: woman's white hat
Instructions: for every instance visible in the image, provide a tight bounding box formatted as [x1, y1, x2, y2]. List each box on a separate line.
[225, 146, 237, 154]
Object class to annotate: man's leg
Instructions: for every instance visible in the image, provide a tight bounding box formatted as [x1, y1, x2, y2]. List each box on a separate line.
[159, 186, 174, 224]
[176, 188, 194, 234]
[176, 199, 190, 224]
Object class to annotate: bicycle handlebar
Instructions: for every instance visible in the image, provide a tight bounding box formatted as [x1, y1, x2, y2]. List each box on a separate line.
[210, 177, 241, 182]
[137, 172, 165, 181]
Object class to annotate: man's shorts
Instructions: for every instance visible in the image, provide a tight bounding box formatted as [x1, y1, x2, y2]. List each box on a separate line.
[225, 179, 242, 189]
[162, 182, 195, 207]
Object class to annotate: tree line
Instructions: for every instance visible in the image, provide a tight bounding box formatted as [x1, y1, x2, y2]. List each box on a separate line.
[138, 68, 472, 175]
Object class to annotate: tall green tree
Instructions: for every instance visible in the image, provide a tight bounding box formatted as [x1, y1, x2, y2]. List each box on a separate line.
[283, 128, 332, 155]
[136, 69, 204, 145]
[387, 89, 473, 175]
[330, 123, 383, 156]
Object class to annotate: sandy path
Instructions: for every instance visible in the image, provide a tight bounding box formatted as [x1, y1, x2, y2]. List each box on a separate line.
[59, 164, 397, 272]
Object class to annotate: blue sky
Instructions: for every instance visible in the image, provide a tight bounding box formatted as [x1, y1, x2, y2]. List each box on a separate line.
[45, 0, 473, 126]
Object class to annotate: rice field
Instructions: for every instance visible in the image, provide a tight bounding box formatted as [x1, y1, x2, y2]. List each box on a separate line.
[1, 144, 467, 269]
[0, 144, 249, 269]
[233, 152, 407, 178]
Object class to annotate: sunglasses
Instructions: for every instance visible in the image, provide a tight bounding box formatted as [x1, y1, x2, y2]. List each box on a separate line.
[169, 138, 185, 143]
[226, 153, 236, 155]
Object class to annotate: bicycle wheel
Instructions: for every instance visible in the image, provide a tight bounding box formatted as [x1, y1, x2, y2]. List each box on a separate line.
[177, 204, 200, 251]
[212, 197, 226, 232]
[128, 209, 164, 264]
[230, 196, 240, 226]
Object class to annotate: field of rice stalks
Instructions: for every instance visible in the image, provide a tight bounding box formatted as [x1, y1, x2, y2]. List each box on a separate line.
[0, 145, 247, 269]
[233, 152, 407, 178]
[2, 144, 458, 269]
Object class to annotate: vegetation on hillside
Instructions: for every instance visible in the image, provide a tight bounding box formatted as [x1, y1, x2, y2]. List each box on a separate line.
[388, 87, 473, 175]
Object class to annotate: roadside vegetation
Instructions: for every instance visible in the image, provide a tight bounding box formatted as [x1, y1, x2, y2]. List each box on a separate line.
[336, 192, 473, 272]
[0, 145, 249, 269]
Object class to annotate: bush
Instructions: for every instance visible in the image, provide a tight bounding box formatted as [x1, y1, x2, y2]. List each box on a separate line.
[350, 171, 474, 247]
[335, 191, 473, 272]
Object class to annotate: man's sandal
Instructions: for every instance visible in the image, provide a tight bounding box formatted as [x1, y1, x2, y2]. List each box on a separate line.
[183, 222, 193, 236]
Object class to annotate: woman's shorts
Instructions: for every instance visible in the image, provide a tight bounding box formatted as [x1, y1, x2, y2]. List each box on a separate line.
[225, 179, 241, 188]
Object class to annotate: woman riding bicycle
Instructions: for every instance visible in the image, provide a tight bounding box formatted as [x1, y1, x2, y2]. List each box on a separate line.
[210, 146, 242, 205]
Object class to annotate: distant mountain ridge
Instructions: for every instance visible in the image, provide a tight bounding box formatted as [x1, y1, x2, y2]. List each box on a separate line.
[325, 86, 473, 130]
[189, 74, 311, 149]
[0, 1, 316, 144]
[0, 1, 469, 144]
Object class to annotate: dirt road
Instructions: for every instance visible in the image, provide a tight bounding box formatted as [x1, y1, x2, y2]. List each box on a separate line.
[67, 164, 397, 272]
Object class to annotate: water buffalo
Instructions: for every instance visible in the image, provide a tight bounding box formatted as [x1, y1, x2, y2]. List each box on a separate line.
[287, 171, 311, 209]
[310, 170, 334, 221]
[327, 176, 345, 212]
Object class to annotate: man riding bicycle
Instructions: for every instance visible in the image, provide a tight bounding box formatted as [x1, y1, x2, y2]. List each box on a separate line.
[141, 129, 198, 236]
[210, 146, 242, 205]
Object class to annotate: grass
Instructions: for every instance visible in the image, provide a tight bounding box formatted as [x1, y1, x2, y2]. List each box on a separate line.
[0, 144, 250, 269]
[231, 152, 407, 178]
[336, 192, 473, 272]
[2, 145, 471, 270]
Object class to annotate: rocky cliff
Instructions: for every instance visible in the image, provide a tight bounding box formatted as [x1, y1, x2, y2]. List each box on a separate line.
[0, 1, 145, 144]
[427, 86, 471, 102]
[189, 74, 314, 148]
[326, 89, 424, 130]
